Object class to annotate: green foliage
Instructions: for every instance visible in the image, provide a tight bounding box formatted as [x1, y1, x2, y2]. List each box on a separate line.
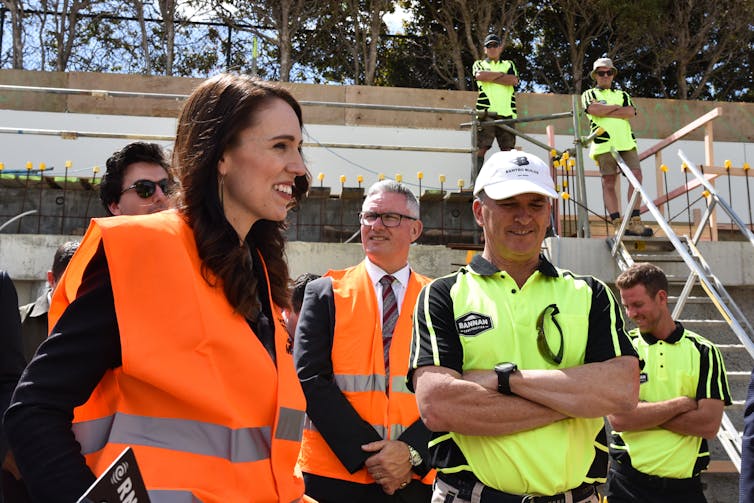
[1, 0, 752, 101]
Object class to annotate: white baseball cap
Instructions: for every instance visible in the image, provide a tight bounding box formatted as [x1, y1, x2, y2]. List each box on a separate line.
[473, 150, 557, 200]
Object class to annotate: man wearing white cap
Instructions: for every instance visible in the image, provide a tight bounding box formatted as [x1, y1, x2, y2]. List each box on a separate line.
[582, 57, 652, 237]
[408, 150, 639, 503]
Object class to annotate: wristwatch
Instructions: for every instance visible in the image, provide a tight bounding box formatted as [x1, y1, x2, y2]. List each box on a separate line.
[494, 362, 518, 395]
[407, 445, 423, 467]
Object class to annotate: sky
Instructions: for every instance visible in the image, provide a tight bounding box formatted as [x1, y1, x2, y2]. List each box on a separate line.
[382, 4, 412, 35]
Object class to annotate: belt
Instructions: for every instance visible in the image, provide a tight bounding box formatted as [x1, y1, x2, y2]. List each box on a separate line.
[611, 461, 702, 491]
[437, 472, 597, 503]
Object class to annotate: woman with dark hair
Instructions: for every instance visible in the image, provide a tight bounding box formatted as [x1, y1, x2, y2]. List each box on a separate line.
[4, 74, 311, 503]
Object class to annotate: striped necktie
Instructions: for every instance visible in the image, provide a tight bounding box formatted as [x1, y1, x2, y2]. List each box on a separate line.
[379, 275, 398, 376]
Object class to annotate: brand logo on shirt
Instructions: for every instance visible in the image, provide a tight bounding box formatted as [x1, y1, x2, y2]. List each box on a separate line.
[639, 372, 648, 384]
[455, 312, 493, 336]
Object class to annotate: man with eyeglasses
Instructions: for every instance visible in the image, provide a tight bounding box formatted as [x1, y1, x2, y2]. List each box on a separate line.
[607, 262, 730, 503]
[99, 142, 173, 216]
[472, 33, 519, 182]
[294, 180, 434, 502]
[409, 150, 639, 503]
[582, 57, 652, 237]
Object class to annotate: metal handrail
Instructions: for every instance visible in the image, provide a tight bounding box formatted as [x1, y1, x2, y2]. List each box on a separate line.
[609, 147, 751, 472]
[0, 209, 37, 232]
[610, 147, 754, 356]
[677, 150, 754, 247]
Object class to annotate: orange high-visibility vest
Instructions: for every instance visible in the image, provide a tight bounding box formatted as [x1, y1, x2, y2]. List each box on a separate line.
[297, 261, 433, 485]
[51, 211, 307, 503]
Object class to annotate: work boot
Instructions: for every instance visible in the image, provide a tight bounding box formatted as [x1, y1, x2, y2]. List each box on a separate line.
[625, 216, 653, 237]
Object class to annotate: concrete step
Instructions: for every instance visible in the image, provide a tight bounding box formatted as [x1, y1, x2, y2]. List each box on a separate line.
[702, 470, 739, 503]
[630, 252, 684, 262]
[726, 369, 752, 398]
[669, 295, 714, 304]
[619, 236, 677, 252]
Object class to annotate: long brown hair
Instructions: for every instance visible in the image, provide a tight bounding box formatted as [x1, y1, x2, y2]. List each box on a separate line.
[173, 73, 310, 318]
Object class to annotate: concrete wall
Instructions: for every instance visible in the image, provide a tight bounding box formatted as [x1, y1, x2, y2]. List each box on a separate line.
[4, 232, 753, 305]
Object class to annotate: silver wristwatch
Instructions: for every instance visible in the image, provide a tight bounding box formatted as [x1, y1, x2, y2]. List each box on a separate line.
[407, 445, 423, 467]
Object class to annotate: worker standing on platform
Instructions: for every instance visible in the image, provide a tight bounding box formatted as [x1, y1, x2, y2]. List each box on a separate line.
[472, 33, 519, 182]
[581, 57, 652, 237]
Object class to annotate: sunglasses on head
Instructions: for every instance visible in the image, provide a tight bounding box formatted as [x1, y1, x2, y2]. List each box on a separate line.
[485, 42, 500, 48]
[121, 178, 171, 199]
[596, 70, 615, 77]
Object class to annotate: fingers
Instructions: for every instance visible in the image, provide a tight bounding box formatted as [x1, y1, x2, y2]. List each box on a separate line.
[361, 440, 387, 453]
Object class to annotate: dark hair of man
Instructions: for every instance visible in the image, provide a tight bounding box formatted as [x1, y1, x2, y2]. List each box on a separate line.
[51, 241, 80, 283]
[290, 273, 320, 314]
[615, 262, 669, 299]
[99, 142, 171, 215]
[173, 73, 310, 318]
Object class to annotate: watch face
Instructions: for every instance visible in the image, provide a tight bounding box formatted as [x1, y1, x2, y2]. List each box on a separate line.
[495, 362, 516, 373]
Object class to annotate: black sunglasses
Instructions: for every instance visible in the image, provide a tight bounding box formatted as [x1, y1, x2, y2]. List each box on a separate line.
[121, 178, 172, 199]
[595, 70, 615, 77]
[536, 304, 564, 365]
[485, 43, 500, 48]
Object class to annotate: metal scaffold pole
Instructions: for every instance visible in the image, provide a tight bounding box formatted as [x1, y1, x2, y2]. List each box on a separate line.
[572, 94, 590, 237]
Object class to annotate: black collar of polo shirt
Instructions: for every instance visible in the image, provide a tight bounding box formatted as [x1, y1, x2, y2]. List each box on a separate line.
[467, 254, 559, 278]
[639, 321, 685, 345]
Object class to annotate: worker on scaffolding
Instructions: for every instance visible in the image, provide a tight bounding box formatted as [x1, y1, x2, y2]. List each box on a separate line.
[581, 57, 653, 237]
[472, 33, 519, 183]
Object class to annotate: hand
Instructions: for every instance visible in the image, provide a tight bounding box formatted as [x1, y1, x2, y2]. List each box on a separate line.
[362, 440, 413, 495]
[2, 451, 22, 480]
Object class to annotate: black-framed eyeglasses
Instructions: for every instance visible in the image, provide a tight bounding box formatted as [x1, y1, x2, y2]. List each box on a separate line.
[536, 304, 564, 365]
[359, 211, 417, 228]
[595, 70, 615, 77]
[485, 43, 500, 48]
[121, 178, 172, 199]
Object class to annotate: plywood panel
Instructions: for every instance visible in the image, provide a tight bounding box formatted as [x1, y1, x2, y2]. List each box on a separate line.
[2, 70, 753, 143]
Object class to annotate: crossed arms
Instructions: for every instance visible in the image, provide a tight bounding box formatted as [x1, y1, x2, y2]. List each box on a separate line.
[413, 356, 639, 436]
[608, 396, 725, 440]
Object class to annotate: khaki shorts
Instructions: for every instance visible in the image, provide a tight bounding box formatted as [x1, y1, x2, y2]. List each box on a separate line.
[595, 148, 640, 176]
[477, 122, 516, 152]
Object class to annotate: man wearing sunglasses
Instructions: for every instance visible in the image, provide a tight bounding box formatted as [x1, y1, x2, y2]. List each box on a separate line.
[472, 33, 519, 182]
[294, 180, 434, 502]
[582, 57, 653, 237]
[99, 142, 173, 216]
[409, 150, 639, 503]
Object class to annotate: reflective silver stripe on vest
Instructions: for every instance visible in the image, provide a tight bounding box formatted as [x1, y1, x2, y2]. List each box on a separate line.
[148, 489, 204, 503]
[303, 414, 387, 439]
[73, 412, 271, 462]
[276, 407, 305, 442]
[389, 423, 406, 439]
[334, 373, 386, 393]
[391, 375, 411, 394]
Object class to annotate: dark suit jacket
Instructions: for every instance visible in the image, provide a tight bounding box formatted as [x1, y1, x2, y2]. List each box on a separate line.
[740, 369, 754, 502]
[294, 272, 432, 474]
[0, 272, 24, 453]
[0, 271, 25, 471]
